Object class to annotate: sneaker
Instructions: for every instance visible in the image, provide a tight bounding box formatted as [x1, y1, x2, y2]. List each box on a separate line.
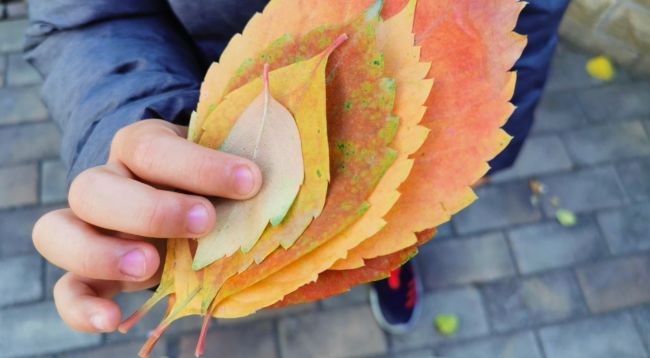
[369, 259, 423, 335]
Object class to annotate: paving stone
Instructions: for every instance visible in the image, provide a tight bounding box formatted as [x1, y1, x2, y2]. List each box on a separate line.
[618, 159, 650, 202]
[563, 121, 650, 165]
[391, 287, 489, 351]
[0, 122, 62, 165]
[480, 271, 587, 332]
[0, 54, 6, 86]
[7, 52, 41, 86]
[61, 340, 166, 358]
[41, 159, 68, 204]
[45, 263, 66, 300]
[0, 301, 101, 357]
[419, 232, 516, 289]
[577, 82, 650, 122]
[390, 349, 437, 358]
[6, 1, 28, 19]
[508, 216, 608, 274]
[0, 86, 48, 125]
[0, 255, 42, 307]
[106, 291, 205, 342]
[279, 305, 386, 358]
[598, 203, 650, 254]
[539, 313, 646, 358]
[540, 167, 624, 215]
[577, 254, 650, 313]
[180, 321, 277, 358]
[491, 135, 573, 182]
[0, 205, 59, 257]
[632, 304, 650, 350]
[218, 300, 316, 327]
[0, 164, 38, 209]
[321, 285, 368, 308]
[0, 19, 28, 53]
[532, 90, 589, 134]
[436, 331, 543, 358]
[545, 44, 603, 91]
[453, 181, 543, 235]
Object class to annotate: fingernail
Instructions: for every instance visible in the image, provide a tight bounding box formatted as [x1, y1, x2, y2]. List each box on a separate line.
[90, 313, 109, 331]
[233, 165, 255, 196]
[119, 249, 146, 279]
[187, 204, 210, 234]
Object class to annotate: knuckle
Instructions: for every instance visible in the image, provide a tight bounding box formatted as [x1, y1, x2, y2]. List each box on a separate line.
[143, 194, 176, 236]
[130, 132, 165, 174]
[68, 169, 98, 212]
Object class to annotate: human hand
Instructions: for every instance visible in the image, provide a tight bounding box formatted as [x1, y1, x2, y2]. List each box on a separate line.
[32, 119, 262, 333]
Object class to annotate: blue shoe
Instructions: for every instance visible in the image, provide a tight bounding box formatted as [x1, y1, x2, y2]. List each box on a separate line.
[369, 259, 423, 335]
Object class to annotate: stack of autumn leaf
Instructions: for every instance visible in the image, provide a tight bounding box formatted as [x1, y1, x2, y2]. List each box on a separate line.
[120, 0, 526, 356]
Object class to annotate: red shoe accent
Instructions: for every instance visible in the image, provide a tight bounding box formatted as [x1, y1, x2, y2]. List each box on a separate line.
[388, 268, 402, 290]
[405, 279, 417, 309]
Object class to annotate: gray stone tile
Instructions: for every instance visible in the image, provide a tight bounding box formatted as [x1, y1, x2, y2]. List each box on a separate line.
[0, 301, 101, 357]
[60, 340, 166, 358]
[540, 167, 624, 215]
[419, 232, 516, 289]
[577, 254, 650, 313]
[0, 122, 61, 165]
[563, 121, 650, 166]
[7, 52, 41, 86]
[508, 217, 608, 274]
[45, 262, 65, 299]
[0, 255, 42, 307]
[0, 19, 28, 53]
[480, 271, 587, 332]
[632, 305, 650, 350]
[532, 90, 589, 134]
[391, 287, 488, 351]
[179, 321, 277, 358]
[598, 203, 650, 254]
[491, 135, 573, 182]
[618, 159, 650, 202]
[545, 44, 604, 92]
[0, 205, 61, 257]
[41, 159, 68, 204]
[106, 291, 198, 343]
[390, 349, 437, 358]
[6, 2, 28, 19]
[0, 164, 38, 209]
[279, 305, 386, 358]
[321, 285, 368, 308]
[436, 331, 543, 358]
[0, 86, 48, 125]
[0, 54, 6, 86]
[577, 82, 650, 122]
[453, 181, 543, 235]
[218, 300, 316, 327]
[539, 313, 646, 358]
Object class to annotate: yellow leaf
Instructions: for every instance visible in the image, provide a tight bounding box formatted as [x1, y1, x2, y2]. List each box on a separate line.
[586, 55, 615, 81]
[209, 0, 430, 317]
[193, 66, 305, 269]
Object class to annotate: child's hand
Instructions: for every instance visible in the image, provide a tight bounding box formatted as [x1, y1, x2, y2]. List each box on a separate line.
[32, 119, 262, 333]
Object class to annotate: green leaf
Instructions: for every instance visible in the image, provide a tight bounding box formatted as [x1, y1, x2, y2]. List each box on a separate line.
[434, 314, 459, 337]
[556, 208, 578, 227]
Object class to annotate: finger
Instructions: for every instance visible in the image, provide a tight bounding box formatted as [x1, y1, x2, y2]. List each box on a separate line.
[69, 166, 216, 238]
[33, 209, 160, 282]
[53, 273, 123, 333]
[110, 119, 262, 199]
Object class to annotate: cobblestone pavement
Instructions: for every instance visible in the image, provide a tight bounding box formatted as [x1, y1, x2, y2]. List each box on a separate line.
[2, 4, 650, 358]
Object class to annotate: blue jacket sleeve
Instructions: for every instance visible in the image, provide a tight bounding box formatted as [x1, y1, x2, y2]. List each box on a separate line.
[24, 0, 204, 182]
